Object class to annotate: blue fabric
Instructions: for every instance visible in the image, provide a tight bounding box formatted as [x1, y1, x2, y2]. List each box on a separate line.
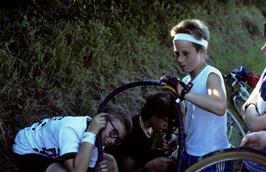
[260, 72, 266, 101]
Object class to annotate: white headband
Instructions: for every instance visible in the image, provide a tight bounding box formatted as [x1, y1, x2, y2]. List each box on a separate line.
[173, 33, 208, 49]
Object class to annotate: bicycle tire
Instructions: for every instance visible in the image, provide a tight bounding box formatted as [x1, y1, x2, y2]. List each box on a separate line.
[96, 79, 185, 172]
[226, 109, 245, 148]
[185, 148, 266, 172]
[96, 80, 161, 161]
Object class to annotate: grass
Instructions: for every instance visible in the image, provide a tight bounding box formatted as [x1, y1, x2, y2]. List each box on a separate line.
[228, 39, 265, 73]
[0, 1, 266, 171]
[209, 38, 265, 73]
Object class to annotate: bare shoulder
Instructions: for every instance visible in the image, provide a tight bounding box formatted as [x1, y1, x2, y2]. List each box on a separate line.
[207, 72, 223, 88]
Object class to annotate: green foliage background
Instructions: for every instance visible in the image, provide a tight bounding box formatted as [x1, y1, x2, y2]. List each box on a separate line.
[0, 0, 265, 171]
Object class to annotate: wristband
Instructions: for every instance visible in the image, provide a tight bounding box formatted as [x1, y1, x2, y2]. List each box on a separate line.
[82, 132, 96, 145]
[180, 89, 187, 100]
[180, 82, 193, 101]
[244, 103, 261, 116]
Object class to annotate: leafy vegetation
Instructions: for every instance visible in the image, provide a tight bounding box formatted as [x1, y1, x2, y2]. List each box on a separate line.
[0, 0, 265, 171]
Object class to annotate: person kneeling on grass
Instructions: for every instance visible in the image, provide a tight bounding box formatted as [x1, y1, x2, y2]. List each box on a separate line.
[12, 107, 132, 172]
[106, 92, 178, 172]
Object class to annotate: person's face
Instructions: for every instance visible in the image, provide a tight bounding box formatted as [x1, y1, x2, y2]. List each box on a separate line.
[150, 116, 169, 132]
[261, 42, 266, 55]
[101, 118, 126, 147]
[173, 40, 205, 75]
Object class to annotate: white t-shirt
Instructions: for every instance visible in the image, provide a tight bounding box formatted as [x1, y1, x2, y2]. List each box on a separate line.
[12, 116, 98, 168]
[181, 65, 230, 156]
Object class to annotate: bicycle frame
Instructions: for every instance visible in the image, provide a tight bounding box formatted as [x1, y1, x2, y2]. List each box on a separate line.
[225, 72, 253, 123]
[230, 73, 250, 100]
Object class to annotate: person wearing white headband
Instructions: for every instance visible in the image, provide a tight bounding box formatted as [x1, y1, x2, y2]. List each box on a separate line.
[166, 19, 231, 172]
[173, 33, 208, 49]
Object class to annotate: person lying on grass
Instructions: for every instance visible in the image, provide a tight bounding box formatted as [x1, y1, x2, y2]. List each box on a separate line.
[12, 107, 132, 172]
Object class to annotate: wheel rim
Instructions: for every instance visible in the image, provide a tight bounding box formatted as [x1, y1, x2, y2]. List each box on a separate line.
[96, 79, 185, 171]
[185, 148, 266, 172]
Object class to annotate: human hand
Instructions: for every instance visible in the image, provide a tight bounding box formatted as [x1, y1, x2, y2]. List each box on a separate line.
[96, 160, 108, 172]
[144, 157, 175, 172]
[162, 133, 178, 151]
[87, 113, 108, 134]
[160, 75, 182, 97]
[96, 153, 118, 172]
[240, 131, 266, 150]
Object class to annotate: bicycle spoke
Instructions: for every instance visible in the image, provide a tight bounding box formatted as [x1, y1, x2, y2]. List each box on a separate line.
[232, 94, 245, 116]
[227, 109, 245, 148]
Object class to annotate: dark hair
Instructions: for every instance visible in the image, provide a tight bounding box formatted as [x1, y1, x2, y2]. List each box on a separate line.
[140, 92, 177, 122]
[105, 106, 133, 136]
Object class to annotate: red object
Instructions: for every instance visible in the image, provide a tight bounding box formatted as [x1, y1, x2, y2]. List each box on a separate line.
[246, 72, 260, 88]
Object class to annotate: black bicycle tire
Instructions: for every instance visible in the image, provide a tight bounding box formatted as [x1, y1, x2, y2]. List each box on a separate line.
[96, 80, 161, 162]
[185, 148, 266, 172]
[97, 80, 161, 113]
[96, 79, 185, 172]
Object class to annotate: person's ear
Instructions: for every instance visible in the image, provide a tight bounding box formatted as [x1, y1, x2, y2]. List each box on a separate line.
[198, 48, 206, 58]
[200, 47, 206, 53]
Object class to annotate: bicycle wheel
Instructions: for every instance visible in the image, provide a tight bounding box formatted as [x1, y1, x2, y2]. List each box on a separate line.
[227, 109, 245, 148]
[232, 93, 246, 117]
[240, 81, 253, 96]
[185, 148, 266, 172]
[96, 80, 185, 171]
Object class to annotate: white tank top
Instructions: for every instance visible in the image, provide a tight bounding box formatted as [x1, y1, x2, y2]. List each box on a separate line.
[182, 65, 230, 156]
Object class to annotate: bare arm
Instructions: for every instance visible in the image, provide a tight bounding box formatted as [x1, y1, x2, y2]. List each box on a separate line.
[64, 113, 108, 172]
[240, 79, 266, 131]
[183, 73, 227, 116]
[89, 153, 119, 172]
[241, 105, 266, 131]
[244, 83, 260, 105]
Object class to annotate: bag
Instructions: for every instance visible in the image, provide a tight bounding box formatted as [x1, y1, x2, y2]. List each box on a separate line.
[246, 72, 260, 89]
[232, 65, 249, 82]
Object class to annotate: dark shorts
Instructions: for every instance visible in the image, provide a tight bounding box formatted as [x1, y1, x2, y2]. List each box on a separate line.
[13, 153, 57, 172]
[180, 151, 232, 172]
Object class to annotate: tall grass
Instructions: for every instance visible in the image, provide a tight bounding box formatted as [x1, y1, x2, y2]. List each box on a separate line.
[0, 14, 178, 172]
[0, 1, 265, 171]
[194, 5, 264, 72]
